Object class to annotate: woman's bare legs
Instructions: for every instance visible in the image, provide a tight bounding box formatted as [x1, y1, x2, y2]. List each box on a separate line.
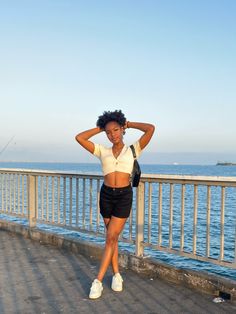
[97, 216, 127, 282]
[104, 218, 119, 274]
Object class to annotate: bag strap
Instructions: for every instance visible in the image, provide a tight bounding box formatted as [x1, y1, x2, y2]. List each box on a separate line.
[130, 145, 137, 159]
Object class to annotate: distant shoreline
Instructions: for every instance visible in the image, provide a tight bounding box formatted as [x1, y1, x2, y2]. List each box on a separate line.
[1, 160, 236, 166]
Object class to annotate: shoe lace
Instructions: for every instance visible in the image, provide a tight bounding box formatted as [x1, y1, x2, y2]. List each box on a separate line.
[115, 274, 123, 282]
[92, 279, 101, 289]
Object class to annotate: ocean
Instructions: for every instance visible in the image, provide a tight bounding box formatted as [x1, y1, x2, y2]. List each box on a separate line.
[1, 161, 236, 177]
[0, 161, 236, 280]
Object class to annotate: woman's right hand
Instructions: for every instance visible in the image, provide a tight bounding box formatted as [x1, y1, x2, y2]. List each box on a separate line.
[75, 127, 103, 154]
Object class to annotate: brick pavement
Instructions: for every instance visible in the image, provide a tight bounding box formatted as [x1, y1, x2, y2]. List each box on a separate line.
[0, 229, 235, 314]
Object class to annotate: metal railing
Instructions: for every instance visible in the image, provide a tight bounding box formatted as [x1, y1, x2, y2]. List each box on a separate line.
[0, 168, 235, 269]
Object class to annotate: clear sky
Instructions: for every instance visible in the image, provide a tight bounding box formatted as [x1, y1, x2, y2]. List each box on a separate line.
[0, 0, 235, 164]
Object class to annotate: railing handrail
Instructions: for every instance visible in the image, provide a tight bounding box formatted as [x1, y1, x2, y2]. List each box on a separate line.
[0, 168, 103, 179]
[1, 168, 236, 184]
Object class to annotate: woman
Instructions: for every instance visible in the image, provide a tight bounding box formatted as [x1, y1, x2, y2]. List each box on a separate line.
[75, 110, 155, 299]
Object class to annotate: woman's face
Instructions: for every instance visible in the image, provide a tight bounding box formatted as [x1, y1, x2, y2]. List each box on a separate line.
[105, 121, 124, 144]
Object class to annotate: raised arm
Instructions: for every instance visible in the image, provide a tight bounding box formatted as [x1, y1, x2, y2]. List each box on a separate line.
[75, 127, 103, 154]
[125, 121, 155, 150]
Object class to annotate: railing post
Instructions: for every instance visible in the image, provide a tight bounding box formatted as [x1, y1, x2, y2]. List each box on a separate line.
[135, 181, 145, 256]
[28, 175, 37, 228]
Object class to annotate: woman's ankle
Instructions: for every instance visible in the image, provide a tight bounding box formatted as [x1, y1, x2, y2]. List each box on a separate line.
[97, 276, 103, 282]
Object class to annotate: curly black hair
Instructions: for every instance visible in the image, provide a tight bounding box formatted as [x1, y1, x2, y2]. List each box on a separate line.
[96, 110, 126, 129]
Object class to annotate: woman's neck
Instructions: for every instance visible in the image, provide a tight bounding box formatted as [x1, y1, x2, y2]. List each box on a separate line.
[113, 142, 124, 149]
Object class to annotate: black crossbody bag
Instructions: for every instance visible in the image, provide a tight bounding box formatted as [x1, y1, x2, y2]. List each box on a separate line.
[130, 145, 141, 187]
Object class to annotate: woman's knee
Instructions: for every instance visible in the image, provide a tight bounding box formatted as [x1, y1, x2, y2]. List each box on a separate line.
[106, 232, 119, 246]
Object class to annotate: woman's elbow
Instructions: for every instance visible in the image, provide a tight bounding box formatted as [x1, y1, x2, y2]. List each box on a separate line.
[75, 134, 82, 143]
[150, 124, 155, 134]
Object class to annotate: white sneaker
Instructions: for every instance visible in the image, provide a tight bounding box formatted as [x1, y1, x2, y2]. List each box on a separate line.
[89, 279, 103, 299]
[111, 273, 123, 292]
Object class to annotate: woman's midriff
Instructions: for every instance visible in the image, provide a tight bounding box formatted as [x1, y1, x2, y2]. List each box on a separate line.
[104, 172, 130, 188]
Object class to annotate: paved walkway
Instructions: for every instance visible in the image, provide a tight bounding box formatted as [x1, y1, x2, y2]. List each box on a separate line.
[0, 229, 235, 314]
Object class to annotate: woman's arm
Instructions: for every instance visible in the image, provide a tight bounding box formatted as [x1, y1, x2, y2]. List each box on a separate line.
[75, 127, 103, 154]
[125, 121, 155, 150]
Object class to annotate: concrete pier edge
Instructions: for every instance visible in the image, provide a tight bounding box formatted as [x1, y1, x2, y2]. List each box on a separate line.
[0, 219, 235, 301]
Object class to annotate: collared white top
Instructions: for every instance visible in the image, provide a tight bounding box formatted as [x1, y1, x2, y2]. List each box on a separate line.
[93, 141, 142, 176]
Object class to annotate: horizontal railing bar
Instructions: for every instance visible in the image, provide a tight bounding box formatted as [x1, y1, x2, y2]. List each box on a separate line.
[36, 219, 106, 238]
[119, 236, 135, 245]
[141, 173, 236, 183]
[142, 243, 235, 268]
[0, 168, 103, 178]
[1, 169, 236, 185]
[0, 212, 27, 218]
[35, 219, 135, 244]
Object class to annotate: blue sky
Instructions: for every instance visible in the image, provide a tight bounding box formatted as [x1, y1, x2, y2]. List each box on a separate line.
[0, 0, 235, 164]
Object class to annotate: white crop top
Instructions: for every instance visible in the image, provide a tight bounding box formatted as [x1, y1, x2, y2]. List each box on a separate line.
[93, 141, 142, 176]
